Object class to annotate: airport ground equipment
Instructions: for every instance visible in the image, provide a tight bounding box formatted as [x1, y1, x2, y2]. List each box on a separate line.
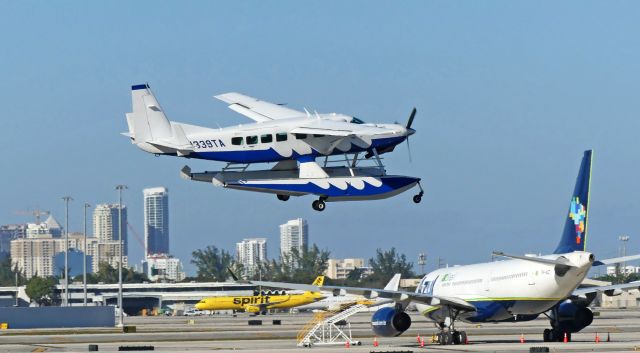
[297, 303, 367, 347]
[124, 84, 423, 210]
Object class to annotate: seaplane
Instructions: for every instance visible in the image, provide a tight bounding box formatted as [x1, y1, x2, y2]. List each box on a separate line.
[123, 83, 423, 211]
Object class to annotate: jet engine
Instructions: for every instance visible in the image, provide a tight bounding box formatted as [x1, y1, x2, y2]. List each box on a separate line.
[552, 301, 593, 333]
[371, 307, 412, 337]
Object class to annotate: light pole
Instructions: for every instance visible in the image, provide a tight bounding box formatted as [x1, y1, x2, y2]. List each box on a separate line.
[83, 203, 91, 306]
[418, 253, 426, 275]
[619, 235, 630, 276]
[62, 196, 73, 307]
[115, 185, 127, 328]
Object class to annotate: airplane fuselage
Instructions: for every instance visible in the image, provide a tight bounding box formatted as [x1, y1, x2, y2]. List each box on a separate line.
[195, 292, 323, 313]
[414, 251, 593, 323]
[136, 116, 410, 164]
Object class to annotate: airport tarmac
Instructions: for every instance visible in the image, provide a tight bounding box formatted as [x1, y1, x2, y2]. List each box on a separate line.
[0, 309, 639, 352]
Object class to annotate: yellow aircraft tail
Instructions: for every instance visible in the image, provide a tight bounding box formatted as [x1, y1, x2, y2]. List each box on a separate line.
[311, 275, 324, 286]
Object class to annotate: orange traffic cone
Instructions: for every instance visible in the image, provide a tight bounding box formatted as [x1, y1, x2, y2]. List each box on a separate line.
[420, 337, 425, 347]
[595, 332, 600, 343]
[465, 334, 469, 344]
[416, 334, 421, 343]
[373, 336, 379, 347]
[520, 333, 525, 343]
[563, 332, 568, 343]
[345, 340, 350, 348]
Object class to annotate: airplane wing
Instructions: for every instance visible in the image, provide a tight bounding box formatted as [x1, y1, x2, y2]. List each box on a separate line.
[214, 92, 306, 122]
[290, 120, 394, 137]
[593, 254, 640, 266]
[249, 280, 476, 312]
[572, 281, 640, 297]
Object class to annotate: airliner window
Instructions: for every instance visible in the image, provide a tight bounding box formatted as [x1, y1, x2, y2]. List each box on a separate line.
[295, 133, 307, 139]
[261, 134, 273, 143]
[231, 137, 243, 145]
[351, 117, 365, 124]
[276, 133, 288, 142]
[246, 136, 258, 145]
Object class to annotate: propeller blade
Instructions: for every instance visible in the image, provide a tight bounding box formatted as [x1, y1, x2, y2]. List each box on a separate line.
[406, 107, 417, 129]
[406, 136, 412, 163]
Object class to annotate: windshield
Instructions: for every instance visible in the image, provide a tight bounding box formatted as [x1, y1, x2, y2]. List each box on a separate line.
[350, 117, 365, 124]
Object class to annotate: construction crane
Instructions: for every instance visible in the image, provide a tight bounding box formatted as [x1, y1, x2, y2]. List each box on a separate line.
[126, 222, 146, 251]
[14, 209, 50, 224]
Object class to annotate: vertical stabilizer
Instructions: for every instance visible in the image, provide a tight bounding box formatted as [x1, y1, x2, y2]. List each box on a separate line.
[383, 273, 401, 291]
[554, 150, 593, 254]
[128, 84, 172, 143]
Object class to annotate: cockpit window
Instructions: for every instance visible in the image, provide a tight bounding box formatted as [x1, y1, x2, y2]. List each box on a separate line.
[351, 117, 365, 124]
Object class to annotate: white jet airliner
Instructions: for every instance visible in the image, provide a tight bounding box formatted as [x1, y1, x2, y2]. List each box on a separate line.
[124, 84, 423, 211]
[250, 150, 640, 344]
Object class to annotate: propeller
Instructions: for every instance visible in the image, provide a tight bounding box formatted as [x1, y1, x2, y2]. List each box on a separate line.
[406, 107, 417, 129]
[406, 135, 413, 163]
[405, 108, 416, 163]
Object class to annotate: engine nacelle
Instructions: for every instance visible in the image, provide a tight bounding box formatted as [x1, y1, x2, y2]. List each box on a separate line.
[553, 302, 593, 333]
[371, 307, 411, 337]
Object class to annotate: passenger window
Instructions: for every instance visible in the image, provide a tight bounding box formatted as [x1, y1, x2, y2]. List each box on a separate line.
[260, 134, 273, 143]
[246, 136, 258, 145]
[276, 133, 288, 142]
[231, 137, 243, 145]
[295, 133, 307, 139]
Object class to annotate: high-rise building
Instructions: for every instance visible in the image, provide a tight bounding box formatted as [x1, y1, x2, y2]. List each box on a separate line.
[143, 187, 169, 256]
[93, 204, 128, 255]
[236, 238, 267, 277]
[142, 254, 185, 282]
[279, 218, 308, 261]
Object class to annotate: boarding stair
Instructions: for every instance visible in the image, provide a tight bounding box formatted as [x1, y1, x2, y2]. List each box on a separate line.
[297, 303, 368, 347]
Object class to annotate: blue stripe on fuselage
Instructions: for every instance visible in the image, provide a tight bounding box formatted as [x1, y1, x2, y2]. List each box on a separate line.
[188, 136, 407, 163]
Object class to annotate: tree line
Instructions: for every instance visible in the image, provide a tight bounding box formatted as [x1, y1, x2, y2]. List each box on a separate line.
[190, 244, 416, 288]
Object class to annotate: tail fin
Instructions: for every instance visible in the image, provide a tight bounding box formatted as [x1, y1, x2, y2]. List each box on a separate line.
[383, 273, 401, 291]
[554, 150, 593, 254]
[126, 83, 172, 143]
[311, 275, 324, 286]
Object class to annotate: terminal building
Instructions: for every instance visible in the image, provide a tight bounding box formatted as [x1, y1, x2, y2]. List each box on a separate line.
[1, 281, 256, 314]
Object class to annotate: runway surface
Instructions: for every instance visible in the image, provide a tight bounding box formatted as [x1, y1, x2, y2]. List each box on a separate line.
[1, 308, 639, 352]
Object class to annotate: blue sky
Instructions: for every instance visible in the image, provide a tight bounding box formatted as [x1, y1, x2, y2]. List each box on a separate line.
[1, 1, 639, 275]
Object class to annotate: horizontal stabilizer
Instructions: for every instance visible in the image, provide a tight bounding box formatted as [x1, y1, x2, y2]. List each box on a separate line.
[593, 254, 640, 266]
[573, 281, 640, 297]
[492, 252, 577, 268]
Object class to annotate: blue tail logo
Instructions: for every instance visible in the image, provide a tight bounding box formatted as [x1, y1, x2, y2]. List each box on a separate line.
[554, 150, 592, 254]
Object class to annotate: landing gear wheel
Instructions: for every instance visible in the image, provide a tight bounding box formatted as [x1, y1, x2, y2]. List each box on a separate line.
[413, 191, 424, 204]
[452, 331, 462, 345]
[277, 194, 290, 201]
[439, 331, 453, 345]
[543, 329, 552, 342]
[451, 331, 466, 344]
[312, 200, 326, 211]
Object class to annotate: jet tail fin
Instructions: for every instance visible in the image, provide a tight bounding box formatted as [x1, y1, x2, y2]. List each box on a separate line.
[311, 275, 325, 286]
[554, 150, 593, 254]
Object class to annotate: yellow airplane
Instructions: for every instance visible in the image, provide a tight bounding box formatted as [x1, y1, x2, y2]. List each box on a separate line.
[195, 276, 325, 314]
